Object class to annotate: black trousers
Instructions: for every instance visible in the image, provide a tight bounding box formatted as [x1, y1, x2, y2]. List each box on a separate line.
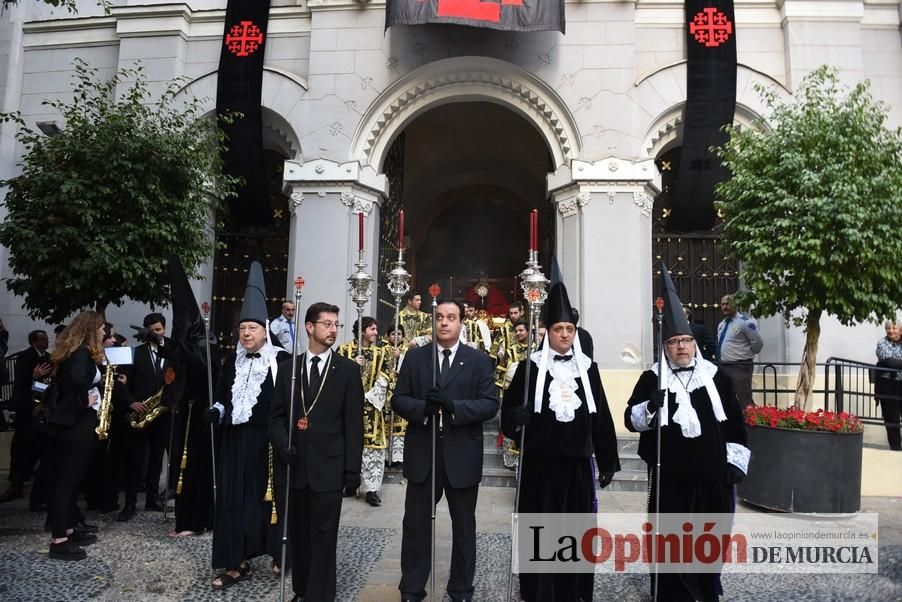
[878, 396, 901, 451]
[121, 413, 170, 504]
[47, 409, 96, 538]
[399, 435, 478, 601]
[8, 413, 41, 487]
[288, 486, 342, 601]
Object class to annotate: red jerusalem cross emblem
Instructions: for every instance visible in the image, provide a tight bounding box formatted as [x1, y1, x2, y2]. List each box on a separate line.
[689, 7, 733, 48]
[225, 20, 264, 57]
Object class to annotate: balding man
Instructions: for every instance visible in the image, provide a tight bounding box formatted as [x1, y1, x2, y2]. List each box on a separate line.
[270, 301, 297, 350]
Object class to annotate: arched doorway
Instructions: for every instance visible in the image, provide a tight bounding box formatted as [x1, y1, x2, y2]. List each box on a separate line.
[377, 101, 553, 323]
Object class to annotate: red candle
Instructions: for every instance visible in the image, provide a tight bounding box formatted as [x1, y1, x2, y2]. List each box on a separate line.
[358, 212, 364, 251]
[399, 209, 405, 250]
[533, 209, 539, 250]
[529, 210, 535, 251]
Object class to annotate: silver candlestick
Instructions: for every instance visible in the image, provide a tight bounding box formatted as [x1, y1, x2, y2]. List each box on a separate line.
[347, 248, 374, 353]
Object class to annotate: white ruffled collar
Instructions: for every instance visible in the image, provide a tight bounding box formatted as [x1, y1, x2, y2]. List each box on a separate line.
[530, 335, 596, 420]
[230, 343, 281, 425]
[651, 353, 726, 438]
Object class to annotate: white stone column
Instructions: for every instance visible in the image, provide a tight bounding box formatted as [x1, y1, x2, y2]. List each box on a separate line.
[283, 158, 387, 350]
[548, 157, 659, 370]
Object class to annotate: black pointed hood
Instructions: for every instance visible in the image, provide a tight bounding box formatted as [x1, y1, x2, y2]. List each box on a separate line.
[541, 282, 577, 327]
[659, 263, 692, 341]
[239, 261, 268, 326]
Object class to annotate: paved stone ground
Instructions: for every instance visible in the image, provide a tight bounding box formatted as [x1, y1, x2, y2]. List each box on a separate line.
[0, 482, 899, 601]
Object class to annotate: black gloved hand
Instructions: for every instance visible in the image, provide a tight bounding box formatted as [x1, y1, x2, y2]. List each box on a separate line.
[724, 464, 745, 486]
[649, 389, 666, 410]
[278, 446, 297, 465]
[204, 407, 220, 424]
[344, 472, 361, 492]
[427, 387, 454, 413]
[424, 397, 441, 417]
[512, 405, 531, 427]
[598, 472, 615, 489]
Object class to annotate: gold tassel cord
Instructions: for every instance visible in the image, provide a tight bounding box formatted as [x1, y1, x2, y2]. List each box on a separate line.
[176, 400, 193, 495]
[266, 444, 277, 525]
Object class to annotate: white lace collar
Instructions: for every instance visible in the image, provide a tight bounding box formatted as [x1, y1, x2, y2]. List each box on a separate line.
[530, 335, 596, 420]
[650, 353, 726, 438]
[230, 343, 281, 426]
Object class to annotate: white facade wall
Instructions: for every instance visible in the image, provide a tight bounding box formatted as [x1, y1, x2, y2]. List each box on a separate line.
[0, 0, 897, 388]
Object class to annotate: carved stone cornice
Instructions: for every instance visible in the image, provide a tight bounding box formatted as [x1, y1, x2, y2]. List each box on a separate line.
[633, 191, 653, 218]
[340, 190, 374, 216]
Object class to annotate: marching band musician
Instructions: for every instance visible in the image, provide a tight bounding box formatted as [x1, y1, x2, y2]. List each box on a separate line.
[204, 262, 289, 591]
[399, 292, 432, 349]
[117, 312, 171, 522]
[384, 324, 406, 467]
[338, 317, 393, 506]
[497, 321, 529, 470]
[44, 311, 107, 561]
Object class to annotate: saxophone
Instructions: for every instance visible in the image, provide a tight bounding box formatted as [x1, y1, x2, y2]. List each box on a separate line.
[129, 386, 168, 429]
[96, 364, 115, 440]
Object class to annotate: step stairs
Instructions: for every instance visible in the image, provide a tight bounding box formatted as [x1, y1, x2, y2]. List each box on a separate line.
[383, 415, 648, 492]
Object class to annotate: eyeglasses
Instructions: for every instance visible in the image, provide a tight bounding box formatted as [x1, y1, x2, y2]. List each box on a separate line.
[313, 321, 343, 330]
[665, 337, 695, 347]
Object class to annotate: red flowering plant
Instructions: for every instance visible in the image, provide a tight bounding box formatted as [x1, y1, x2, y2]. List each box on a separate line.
[744, 405, 863, 433]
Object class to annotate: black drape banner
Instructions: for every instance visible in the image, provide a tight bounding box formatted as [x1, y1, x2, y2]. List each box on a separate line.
[216, 0, 272, 228]
[386, 0, 564, 33]
[668, 1, 737, 232]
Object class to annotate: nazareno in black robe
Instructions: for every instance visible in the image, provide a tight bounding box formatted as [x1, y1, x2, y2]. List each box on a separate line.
[501, 358, 621, 602]
[624, 368, 748, 602]
[211, 352, 286, 569]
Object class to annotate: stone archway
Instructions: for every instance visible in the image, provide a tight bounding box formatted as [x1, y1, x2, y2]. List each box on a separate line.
[350, 56, 582, 171]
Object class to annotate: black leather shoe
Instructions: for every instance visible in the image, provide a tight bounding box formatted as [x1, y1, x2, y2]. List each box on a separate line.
[342, 486, 356, 498]
[117, 503, 136, 522]
[144, 499, 163, 512]
[69, 530, 97, 546]
[75, 521, 98, 534]
[365, 491, 381, 507]
[289, 596, 306, 602]
[0, 484, 24, 503]
[49, 540, 86, 561]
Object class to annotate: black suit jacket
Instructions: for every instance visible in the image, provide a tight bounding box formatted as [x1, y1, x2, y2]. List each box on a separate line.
[393, 343, 499, 489]
[269, 350, 364, 492]
[51, 346, 99, 427]
[12, 347, 50, 415]
[128, 341, 170, 404]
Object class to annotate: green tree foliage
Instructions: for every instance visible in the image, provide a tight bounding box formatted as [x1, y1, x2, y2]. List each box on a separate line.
[0, 59, 237, 322]
[714, 65, 902, 407]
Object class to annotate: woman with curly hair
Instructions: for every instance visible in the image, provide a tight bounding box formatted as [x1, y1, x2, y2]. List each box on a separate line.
[45, 310, 106, 560]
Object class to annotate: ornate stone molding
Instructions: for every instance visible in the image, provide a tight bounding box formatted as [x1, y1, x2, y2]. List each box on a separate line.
[351, 57, 581, 169]
[557, 197, 579, 218]
[340, 191, 374, 216]
[289, 191, 304, 212]
[633, 191, 653, 218]
[283, 158, 387, 197]
[555, 191, 592, 217]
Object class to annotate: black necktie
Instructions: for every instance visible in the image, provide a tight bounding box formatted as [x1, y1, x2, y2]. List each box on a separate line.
[440, 349, 451, 375]
[672, 366, 694, 373]
[246, 352, 261, 359]
[553, 355, 573, 362]
[309, 356, 321, 393]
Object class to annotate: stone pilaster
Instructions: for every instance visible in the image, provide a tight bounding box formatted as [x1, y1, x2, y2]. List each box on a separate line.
[283, 158, 387, 349]
[547, 157, 659, 368]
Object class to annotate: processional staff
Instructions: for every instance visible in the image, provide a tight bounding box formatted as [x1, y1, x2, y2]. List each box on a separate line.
[201, 302, 218, 507]
[386, 210, 410, 464]
[506, 209, 550, 602]
[279, 276, 305, 602]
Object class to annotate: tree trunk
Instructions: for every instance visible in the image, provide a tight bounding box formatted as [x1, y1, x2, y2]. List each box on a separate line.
[794, 309, 821, 410]
[95, 302, 108, 321]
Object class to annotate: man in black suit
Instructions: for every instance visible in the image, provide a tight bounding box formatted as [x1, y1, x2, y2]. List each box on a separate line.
[393, 299, 499, 602]
[0, 330, 51, 504]
[270, 301, 364, 602]
[118, 312, 170, 521]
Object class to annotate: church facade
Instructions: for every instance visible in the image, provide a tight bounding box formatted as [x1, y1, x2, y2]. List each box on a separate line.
[0, 0, 899, 414]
